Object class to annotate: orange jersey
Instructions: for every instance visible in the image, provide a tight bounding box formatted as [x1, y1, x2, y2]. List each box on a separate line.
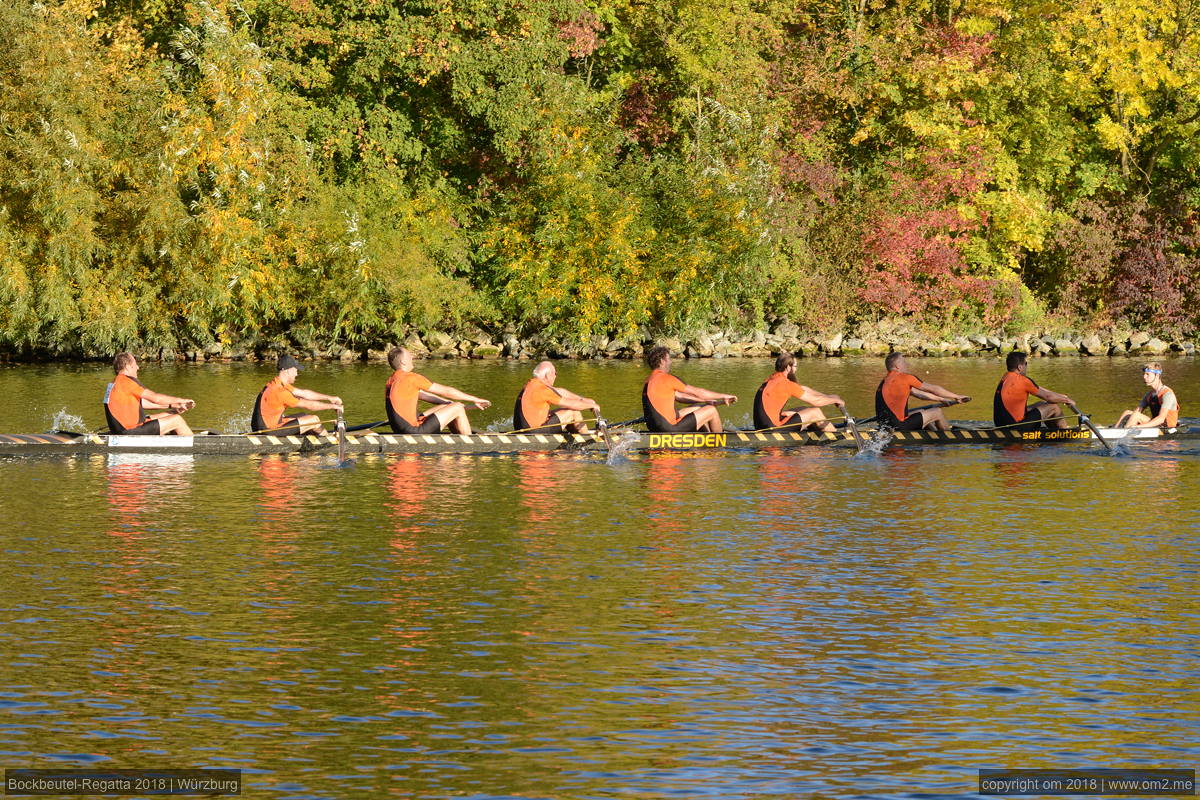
[515, 378, 561, 429]
[385, 370, 433, 427]
[256, 377, 299, 430]
[104, 373, 147, 430]
[643, 370, 686, 425]
[994, 371, 1039, 424]
[1143, 385, 1179, 427]
[755, 371, 808, 427]
[875, 369, 922, 422]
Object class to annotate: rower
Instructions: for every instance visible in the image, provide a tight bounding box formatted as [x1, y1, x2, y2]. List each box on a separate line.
[875, 352, 969, 431]
[513, 361, 600, 433]
[252, 355, 343, 434]
[642, 346, 737, 433]
[104, 352, 196, 436]
[753, 353, 846, 432]
[1115, 362, 1180, 428]
[385, 347, 491, 434]
[994, 351, 1075, 430]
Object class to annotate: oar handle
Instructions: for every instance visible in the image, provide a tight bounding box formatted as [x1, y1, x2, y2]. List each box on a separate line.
[1068, 403, 1114, 452]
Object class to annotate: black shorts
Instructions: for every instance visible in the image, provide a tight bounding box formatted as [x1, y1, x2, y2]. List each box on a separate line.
[882, 412, 925, 431]
[389, 413, 443, 435]
[646, 408, 700, 433]
[995, 407, 1042, 432]
[254, 416, 302, 436]
[111, 418, 161, 436]
[753, 408, 810, 431]
[515, 411, 564, 434]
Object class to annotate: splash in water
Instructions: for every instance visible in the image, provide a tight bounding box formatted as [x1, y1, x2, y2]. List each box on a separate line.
[321, 455, 357, 469]
[49, 409, 87, 433]
[605, 430, 641, 465]
[1100, 432, 1136, 458]
[854, 427, 893, 457]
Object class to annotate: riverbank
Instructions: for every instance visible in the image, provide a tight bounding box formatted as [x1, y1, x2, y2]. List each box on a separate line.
[5, 322, 1193, 364]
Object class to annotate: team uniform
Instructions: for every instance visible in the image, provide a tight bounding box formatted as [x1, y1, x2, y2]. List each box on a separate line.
[513, 378, 564, 433]
[252, 377, 303, 435]
[1140, 385, 1180, 428]
[643, 370, 699, 433]
[385, 370, 443, 434]
[103, 373, 160, 435]
[753, 371, 809, 431]
[874, 369, 925, 431]
[994, 371, 1043, 431]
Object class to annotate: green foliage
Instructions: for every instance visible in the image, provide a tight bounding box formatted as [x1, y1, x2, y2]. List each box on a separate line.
[3, 0, 1200, 356]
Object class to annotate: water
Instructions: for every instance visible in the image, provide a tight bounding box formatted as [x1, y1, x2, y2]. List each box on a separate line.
[1, 357, 1198, 798]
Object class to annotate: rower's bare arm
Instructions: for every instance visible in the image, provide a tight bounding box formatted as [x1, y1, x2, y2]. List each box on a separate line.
[428, 383, 491, 410]
[417, 389, 450, 404]
[799, 388, 842, 408]
[293, 397, 341, 413]
[678, 385, 737, 405]
[557, 394, 600, 412]
[1035, 387, 1073, 405]
[292, 388, 343, 409]
[918, 383, 968, 403]
[554, 387, 598, 410]
[141, 389, 194, 412]
[911, 387, 942, 402]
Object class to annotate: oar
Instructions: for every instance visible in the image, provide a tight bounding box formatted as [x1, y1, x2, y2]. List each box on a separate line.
[607, 415, 646, 429]
[336, 409, 347, 463]
[843, 406, 866, 453]
[345, 420, 388, 432]
[596, 416, 614, 450]
[857, 399, 963, 426]
[242, 417, 337, 436]
[1069, 403, 1114, 452]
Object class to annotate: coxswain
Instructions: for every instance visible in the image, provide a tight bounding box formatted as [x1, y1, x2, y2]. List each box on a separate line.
[385, 347, 491, 434]
[994, 351, 1075, 430]
[251, 354, 343, 434]
[642, 346, 737, 433]
[104, 352, 196, 435]
[513, 361, 600, 433]
[1115, 362, 1180, 428]
[875, 352, 969, 431]
[753, 353, 846, 432]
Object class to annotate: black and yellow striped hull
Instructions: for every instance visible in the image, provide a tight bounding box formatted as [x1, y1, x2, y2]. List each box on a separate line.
[0, 425, 1191, 457]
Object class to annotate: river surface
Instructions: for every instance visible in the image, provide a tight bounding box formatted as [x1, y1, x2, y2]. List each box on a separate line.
[1, 356, 1198, 799]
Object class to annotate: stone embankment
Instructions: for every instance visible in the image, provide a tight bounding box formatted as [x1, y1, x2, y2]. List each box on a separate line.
[164, 323, 1196, 363]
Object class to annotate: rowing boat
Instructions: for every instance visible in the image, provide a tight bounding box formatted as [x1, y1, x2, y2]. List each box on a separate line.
[0, 424, 1193, 457]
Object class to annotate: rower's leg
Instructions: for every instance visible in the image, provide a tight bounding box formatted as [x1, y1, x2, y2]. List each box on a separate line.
[296, 414, 324, 434]
[154, 413, 193, 436]
[556, 409, 587, 433]
[794, 407, 832, 432]
[1122, 410, 1151, 429]
[1031, 402, 1068, 429]
[164, 414, 193, 436]
[688, 405, 722, 433]
[429, 402, 470, 434]
[920, 408, 950, 431]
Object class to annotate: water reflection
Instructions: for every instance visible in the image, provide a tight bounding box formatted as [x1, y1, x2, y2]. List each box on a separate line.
[0, 377, 1197, 797]
[105, 453, 194, 536]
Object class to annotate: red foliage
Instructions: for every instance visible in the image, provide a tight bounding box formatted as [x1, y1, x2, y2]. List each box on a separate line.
[617, 76, 673, 148]
[1051, 198, 1200, 335]
[557, 11, 603, 59]
[778, 151, 841, 206]
[859, 147, 997, 317]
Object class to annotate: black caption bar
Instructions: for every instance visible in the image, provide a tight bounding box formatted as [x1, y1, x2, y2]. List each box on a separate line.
[4, 770, 240, 796]
[980, 769, 1196, 796]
